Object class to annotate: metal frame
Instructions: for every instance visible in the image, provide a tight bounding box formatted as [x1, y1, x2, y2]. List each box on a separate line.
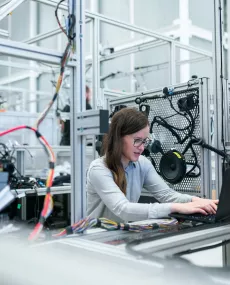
[69, 0, 86, 223]
[0, 38, 76, 66]
[199, 78, 212, 198]
[212, 0, 229, 198]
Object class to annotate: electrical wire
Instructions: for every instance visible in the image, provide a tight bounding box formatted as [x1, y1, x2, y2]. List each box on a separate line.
[34, 42, 72, 129]
[55, 0, 68, 38]
[52, 217, 178, 238]
[0, 126, 55, 240]
[174, 239, 230, 256]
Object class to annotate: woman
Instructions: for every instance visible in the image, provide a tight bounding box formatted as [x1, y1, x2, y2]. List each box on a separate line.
[87, 108, 218, 222]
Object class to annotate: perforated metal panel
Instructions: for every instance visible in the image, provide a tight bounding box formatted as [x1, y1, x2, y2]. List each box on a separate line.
[109, 81, 211, 197]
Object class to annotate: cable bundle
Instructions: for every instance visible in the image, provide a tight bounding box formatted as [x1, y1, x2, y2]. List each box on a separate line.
[0, 126, 55, 240]
[52, 217, 178, 238]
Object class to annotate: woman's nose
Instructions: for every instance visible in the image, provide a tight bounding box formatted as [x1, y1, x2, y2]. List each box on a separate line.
[138, 143, 145, 151]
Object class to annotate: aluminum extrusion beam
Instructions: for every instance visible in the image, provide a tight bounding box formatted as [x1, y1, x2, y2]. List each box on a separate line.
[0, 0, 26, 21]
[0, 29, 9, 37]
[0, 59, 54, 72]
[86, 40, 167, 66]
[92, 18, 100, 108]
[212, 0, 224, 195]
[33, 0, 212, 58]
[70, 0, 86, 223]
[12, 186, 71, 196]
[169, 42, 176, 84]
[199, 78, 212, 198]
[0, 38, 76, 66]
[24, 19, 92, 44]
[24, 27, 62, 44]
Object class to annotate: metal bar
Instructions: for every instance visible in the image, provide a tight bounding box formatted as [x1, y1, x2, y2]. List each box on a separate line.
[224, 79, 229, 141]
[12, 186, 71, 196]
[70, 0, 86, 223]
[212, 0, 223, 196]
[0, 0, 26, 21]
[24, 27, 62, 44]
[0, 59, 55, 72]
[24, 18, 92, 45]
[86, 40, 167, 66]
[169, 42, 176, 85]
[33, 0, 67, 9]
[0, 29, 9, 37]
[16, 150, 25, 177]
[0, 38, 76, 66]
[92, 18, 100, 108]
[99, 56, 210, 85]
[0, 85, 52, 96]
[223, 243, 230, 266]
[199, 78, 212, 198]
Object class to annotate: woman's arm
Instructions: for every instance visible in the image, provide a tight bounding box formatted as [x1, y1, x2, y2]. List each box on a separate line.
[143, 158, 193, 203]
[143, 158, 218, 214]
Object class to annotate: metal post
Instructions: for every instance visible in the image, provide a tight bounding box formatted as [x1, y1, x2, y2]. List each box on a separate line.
[16, 150, 25, 177]
[29, 1, 38, 113]
[179, 0, 190, 82]
[129, 0, 135, 93]
[70, 0, 86, 223]
[223, 244, 230, 266]
[169, 42, 176, 85]
[213, 0, 224, 195]
[15, 150, 27, 220]
[199, 78, 212, 198]
[92, 18, 100, 109]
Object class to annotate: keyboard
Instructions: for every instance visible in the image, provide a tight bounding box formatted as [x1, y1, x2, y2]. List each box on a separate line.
[169, 213, 216, 224]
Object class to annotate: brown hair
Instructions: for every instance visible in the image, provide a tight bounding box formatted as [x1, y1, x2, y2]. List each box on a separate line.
[102, 108, 149, 195]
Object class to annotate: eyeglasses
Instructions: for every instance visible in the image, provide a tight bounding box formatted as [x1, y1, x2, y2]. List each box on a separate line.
[133, 137, 152, 148]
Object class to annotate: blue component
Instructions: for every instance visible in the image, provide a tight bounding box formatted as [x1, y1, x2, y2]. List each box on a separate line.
[168, 87, 174, 95]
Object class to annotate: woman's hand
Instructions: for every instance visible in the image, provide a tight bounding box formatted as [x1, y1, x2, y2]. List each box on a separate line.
[191, 197, 219, 214]
[171, 198, 219, 215]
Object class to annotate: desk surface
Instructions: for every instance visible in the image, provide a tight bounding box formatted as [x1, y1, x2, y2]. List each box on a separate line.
[1, 219, 230, 285]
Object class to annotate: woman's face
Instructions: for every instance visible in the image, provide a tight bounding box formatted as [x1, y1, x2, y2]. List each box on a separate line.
[121, 125, 150, 167]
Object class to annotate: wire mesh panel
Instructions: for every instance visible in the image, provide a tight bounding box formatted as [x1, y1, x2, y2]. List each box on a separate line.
[109, 81, 211, 196]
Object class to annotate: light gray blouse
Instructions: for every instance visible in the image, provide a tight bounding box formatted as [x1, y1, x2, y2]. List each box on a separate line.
[86, 155, 193, 222]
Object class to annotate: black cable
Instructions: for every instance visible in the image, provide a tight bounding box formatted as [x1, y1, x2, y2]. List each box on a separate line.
[55, 0, 68, 37]
[174, 239, 230, 256]
[150, 91, 199, 145]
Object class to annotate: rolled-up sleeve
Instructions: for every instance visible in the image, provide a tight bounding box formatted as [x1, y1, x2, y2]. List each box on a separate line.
[88, 164, 178, 221]
[143, 159, 193, 203]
